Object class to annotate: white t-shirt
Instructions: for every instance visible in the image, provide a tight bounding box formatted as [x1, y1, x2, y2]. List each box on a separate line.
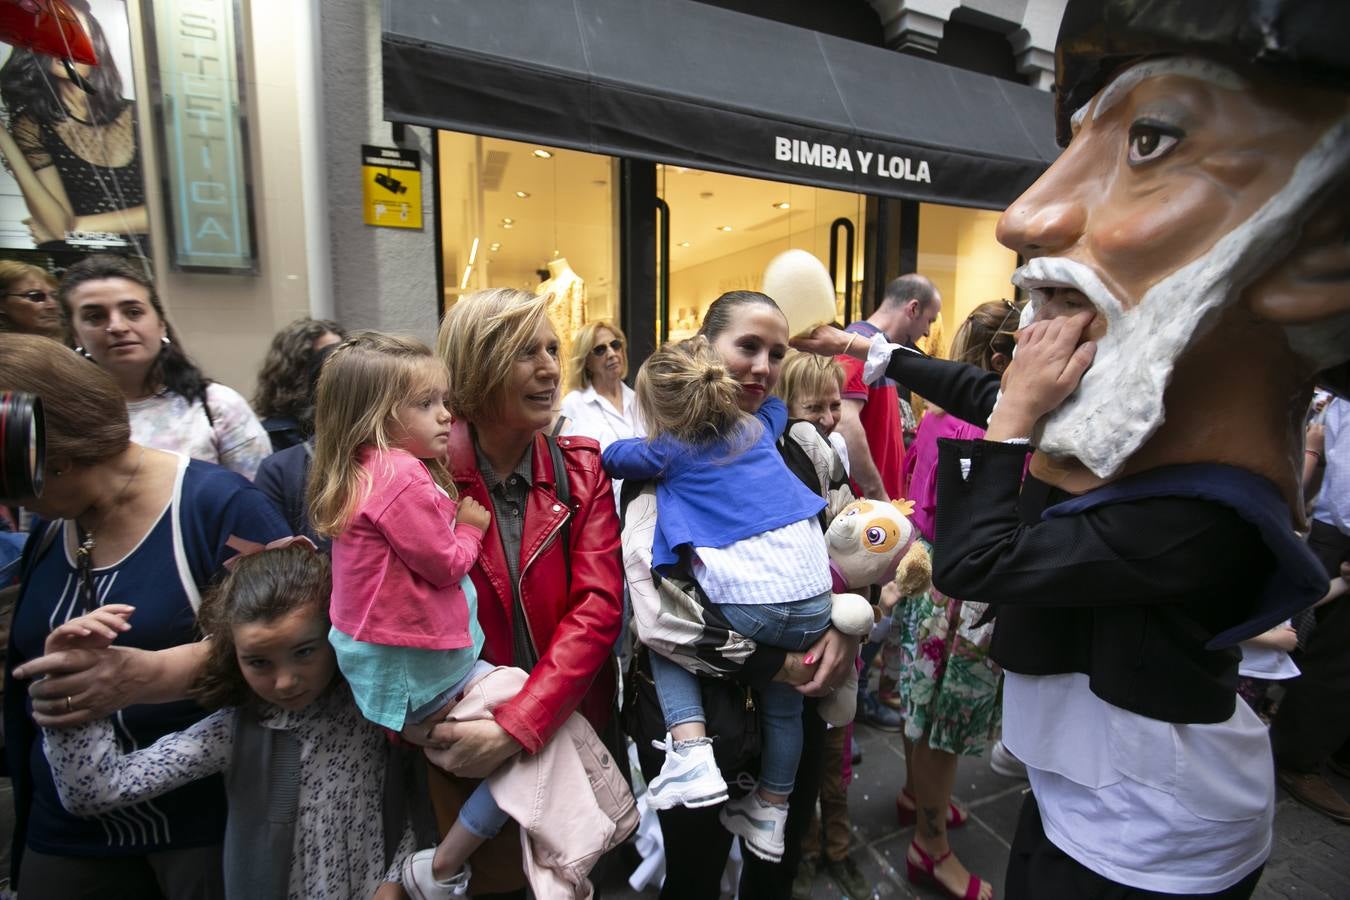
[1003, 671, 1272, 894]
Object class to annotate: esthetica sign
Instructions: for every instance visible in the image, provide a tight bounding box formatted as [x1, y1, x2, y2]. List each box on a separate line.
[146, 0, 257, 272]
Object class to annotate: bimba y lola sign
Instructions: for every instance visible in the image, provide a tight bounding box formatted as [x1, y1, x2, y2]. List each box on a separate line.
[774, 136, 932, 184]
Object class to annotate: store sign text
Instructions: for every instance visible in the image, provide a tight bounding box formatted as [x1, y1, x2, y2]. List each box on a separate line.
[775, 137, 931, 183]
[149, 0, 256, 271]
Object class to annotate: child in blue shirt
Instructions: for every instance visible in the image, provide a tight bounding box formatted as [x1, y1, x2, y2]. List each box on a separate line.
[603, 336, 832, 864]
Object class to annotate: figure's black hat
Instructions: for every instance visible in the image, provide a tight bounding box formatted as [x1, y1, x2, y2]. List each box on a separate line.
[1054, 0, 1350, 146]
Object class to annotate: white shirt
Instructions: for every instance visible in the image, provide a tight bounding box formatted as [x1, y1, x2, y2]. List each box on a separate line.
[1003, 671, 1272, 895]
[561, 383, 646, 511]
[1312, 396, 1349, 534]
[560, 383, 645, 451]
[693, 516, 832, 607]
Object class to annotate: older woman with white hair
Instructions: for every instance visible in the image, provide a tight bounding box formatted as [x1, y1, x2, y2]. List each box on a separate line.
[560, 319, 644, 449]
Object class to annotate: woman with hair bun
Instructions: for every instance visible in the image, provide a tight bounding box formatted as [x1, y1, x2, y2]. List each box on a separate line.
[604, 334, 838, 865]
[59, 255, 271, 479]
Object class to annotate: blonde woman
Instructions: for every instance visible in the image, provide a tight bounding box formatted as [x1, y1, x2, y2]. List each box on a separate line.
[560, 320, 644, 449]
[777, 351, 849, 475]
[422, 288, 624, 896]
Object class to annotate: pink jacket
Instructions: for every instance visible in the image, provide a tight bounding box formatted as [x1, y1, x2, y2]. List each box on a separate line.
[450, 667, 638, 900]
[331, 447, 484, 648]
[904, 411, 985, 543]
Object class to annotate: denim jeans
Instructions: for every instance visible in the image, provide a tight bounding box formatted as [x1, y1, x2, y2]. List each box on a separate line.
[652, 591, 833, 794]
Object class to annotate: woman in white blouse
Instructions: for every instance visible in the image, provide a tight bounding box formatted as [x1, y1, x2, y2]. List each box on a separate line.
[560, 320, 645, 450]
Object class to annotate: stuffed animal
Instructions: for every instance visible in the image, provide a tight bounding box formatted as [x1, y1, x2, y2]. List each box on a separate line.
[817, 498, 920, 726]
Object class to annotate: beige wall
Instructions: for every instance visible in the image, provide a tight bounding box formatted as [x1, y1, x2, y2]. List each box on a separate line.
[126, 0, 314, 400]
[917, 203, 1018, 358]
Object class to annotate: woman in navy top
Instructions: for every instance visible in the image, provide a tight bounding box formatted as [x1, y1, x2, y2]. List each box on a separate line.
[0, 334, 289, 900]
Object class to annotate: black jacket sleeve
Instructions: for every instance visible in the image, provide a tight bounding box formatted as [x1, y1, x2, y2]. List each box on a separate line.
[885, 346, 1001, 426]
[931, 439, 1266, 608]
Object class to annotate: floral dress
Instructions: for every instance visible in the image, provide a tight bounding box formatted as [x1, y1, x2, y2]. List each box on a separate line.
[42, 682, 414, 898]
[893, 538, 1002, 754]
[886, 410, 1005, 755]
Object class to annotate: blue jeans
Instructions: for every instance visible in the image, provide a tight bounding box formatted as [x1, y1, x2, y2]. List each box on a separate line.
[410, 660, 510, 842]
[651, 591, 833, 795]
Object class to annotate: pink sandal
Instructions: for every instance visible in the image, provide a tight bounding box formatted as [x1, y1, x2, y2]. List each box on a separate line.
[906, 840, 990, 900]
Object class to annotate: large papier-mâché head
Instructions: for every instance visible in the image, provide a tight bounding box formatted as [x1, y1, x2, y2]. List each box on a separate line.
[995, 0, 1350, 511]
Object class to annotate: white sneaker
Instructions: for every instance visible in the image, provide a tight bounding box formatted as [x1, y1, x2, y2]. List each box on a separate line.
[645, 735, 729, 810]
[719, 790, 788, 863]
[989, 740, 1028, 780]
[401, 849, 470, 899]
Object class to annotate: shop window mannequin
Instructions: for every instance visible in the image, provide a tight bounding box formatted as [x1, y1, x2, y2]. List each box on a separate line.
[537, 257, 586, 365]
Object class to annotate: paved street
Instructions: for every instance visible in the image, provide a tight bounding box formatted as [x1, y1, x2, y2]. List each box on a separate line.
[602, 722, 1350, 899]
[1, 722, 1345, 897]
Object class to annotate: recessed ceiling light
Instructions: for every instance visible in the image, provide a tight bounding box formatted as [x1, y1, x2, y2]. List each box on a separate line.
[501, 217, 513, 225]
[677, 241, 691, 247]
[718, 225, 733, 232]
[515, 191, 530, 199]
[502, 223, 514, 229]
[489, 242, 501, 251]
[773, 201, 791, 209]
[532, 149, 553, 159]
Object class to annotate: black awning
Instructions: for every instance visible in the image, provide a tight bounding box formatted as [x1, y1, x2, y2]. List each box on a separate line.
[382, 0, 1060, 209]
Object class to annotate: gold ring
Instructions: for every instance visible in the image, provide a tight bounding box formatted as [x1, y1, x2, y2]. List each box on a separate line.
[65, 696, 73, 712]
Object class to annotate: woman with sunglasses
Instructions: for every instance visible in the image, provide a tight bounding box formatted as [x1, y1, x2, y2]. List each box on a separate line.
[560, 320, 645, 452]
[0, 260, 63, 340]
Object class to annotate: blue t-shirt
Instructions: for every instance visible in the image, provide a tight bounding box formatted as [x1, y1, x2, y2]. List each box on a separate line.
[602, 396, 826, 569]
[6, 455, 289, 858]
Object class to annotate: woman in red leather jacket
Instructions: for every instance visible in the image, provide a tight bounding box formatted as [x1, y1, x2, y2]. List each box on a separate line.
[426, 287, 624, 897]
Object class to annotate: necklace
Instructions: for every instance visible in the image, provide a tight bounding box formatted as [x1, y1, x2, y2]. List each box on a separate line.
[75, 445, 147, 567]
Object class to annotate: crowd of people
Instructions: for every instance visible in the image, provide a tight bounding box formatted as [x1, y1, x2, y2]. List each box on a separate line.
[2, 2, 1350, 898]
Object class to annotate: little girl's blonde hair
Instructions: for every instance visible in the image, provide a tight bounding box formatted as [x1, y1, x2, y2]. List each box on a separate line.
[634, 335, 761, 451]
[308, 332, 455, 537]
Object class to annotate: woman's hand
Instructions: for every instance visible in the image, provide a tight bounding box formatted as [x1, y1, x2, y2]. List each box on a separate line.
[15, 640, 208, 727]
[776, 628, 860, 698]
[986, 312, 1096, 441]
[789, 325, 866, 360]
[420, 719, 523, 778]
[44, 605, 134, 655]
[17, 645, 146, 727]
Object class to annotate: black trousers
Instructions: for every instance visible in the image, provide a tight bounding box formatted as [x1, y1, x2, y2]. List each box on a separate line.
[1272, 519, 1350, 771]
[1005, 794, 1264, 900]
[636, 697, 827, 900]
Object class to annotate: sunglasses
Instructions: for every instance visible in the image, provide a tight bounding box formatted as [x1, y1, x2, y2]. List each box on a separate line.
[591, 339, 623, 357]
[6, 290, 53, 303]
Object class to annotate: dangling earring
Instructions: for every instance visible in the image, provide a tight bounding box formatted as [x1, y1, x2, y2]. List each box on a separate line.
[161, 336, 171, 346]
[74, 346, 92, 359]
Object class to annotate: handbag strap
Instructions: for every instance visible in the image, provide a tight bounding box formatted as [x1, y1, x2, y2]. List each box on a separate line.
[546, 431, 571, 582]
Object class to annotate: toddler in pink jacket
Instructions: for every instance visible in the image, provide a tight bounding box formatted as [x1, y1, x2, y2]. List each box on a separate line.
[310, 334, 501, 899]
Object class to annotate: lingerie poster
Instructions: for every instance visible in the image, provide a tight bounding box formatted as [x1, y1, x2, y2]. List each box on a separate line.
[0, 0, 149, 259]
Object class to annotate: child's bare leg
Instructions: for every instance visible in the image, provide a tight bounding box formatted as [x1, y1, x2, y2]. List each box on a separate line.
[431, 821, 485, 881]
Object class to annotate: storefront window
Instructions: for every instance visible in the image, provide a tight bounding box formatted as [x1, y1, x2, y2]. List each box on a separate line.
[658, 166, 866, 341]
[916, 203, 1018, 359]
[436, 131, 618, 363]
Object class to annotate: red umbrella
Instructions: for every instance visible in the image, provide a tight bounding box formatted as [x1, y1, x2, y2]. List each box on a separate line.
[0, 0, 97, 66]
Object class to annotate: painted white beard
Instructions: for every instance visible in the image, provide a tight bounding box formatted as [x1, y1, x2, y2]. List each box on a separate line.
[1010, 116, 1350, 478]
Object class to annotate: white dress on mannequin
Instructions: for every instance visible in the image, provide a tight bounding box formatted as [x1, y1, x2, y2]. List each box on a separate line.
[537, 257, 587, 363]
